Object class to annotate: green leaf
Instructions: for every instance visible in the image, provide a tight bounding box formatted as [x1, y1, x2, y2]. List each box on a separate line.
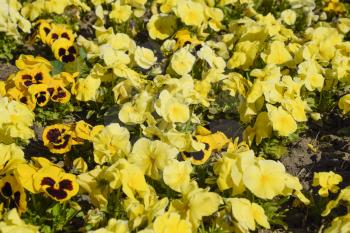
[51, 60, 65, 75]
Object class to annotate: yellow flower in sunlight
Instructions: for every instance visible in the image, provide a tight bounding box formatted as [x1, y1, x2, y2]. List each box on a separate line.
[42, 124, 73, 154]
[163, 160, 192, 192]
[169, 181, 222, 229]
[93, 218, 129, 233]
[155, 90, 190, 123]
[175, 1, 204, 27]
[228, 198, 270, 231]
[0, 175, 27, 214]
[147, 14, 177, 40]
[267, 104, 297, 136]
[170, 47, 196, 76]
[339, 94, 350, 115]
[73, 76, 101, 102]
[153, 212, 192, 233]
[0, 97, 35, 143]
[0, 208, 39, 233]
[243, 160, 287, 199]
[323, 213, 350, 233]
[281, 9, 296, 25]
[128, 138, 178, 180]
[134, 46, 157, 69]
[33, 165, 79, 202]
[254, 112, 272, 145]
[262, 40, 292, 65]
[312, 171, 342, 197]
[15, 55, 52, 71]
[51, 39, 77, 63]
[304, 73, 324, 92]
[0, 143, 25, 175]
[72, 157, 88, 173]
[93, 123, 131, 164]
[110, 2, 132, 23]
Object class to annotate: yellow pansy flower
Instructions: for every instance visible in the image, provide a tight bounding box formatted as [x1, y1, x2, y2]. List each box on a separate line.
[155, 90, 190, 123]
[175, 1, 204, 27]
[0, 208, 39, 233]
[42, 124, 73, 154]
[323, 213, 350, 233]
[73, 75, 101, 102]
[51, 39, 77, 63]
[170, 47, 196, 76]
[0, 175, 27, 214]
[227, 198, 270, 231]
[93, 123, 131, 164]
[243, 160, 287, 199]
[128, 137, 178, 180]
[33, 165, 79, 202]
[15, 55, 52, 71]
[262, 40, 292, 65]
[312, 171, 342, 197]
[163, 160, 192, 192]
[267, 104, 297, 136]
[339, 94, 350, 114]
[93, 218, 129, 233]
[147, 14, 177, 40]
[134, 46, 157, 69]
[109, 2, 132, 23]
[0, 143, 25, 175]
[153, 212, 192, 233]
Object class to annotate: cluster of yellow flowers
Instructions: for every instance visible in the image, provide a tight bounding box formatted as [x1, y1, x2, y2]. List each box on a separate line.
[0, 0, 350, 232]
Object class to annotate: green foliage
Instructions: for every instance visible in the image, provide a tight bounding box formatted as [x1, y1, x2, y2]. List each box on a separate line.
[0, 33, 19, 62]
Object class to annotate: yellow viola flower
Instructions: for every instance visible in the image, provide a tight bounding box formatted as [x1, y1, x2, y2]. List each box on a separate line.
[119, 91, 153, 125]
[42, 124, 73, 154]
[73, 120, 93, 141]
[228, 198, 270, 231]
[174, 29, 202, 49]
[45, 24, 75, 46]
[213, 149, 255, 195]
[253, 111, 272, 145]
[51, 39, 77, 63]
[37, 20, 52, 45]
[282, 97, 308, 122]
[339, 94, 350, 114]
[323, 213, 350, 233]
[0, 175, 27, 214]
[27, 84, 50, 107]
[93, 218, 129, 233]
[262, 40, 292, 65]
[106, 159, 148, 200]
[182, 128, 231, 165]
[134, 46, 157, 69]
[128, 138, 178, 180]
[15, 55, 52, 71]
[49, 84, 71, 104]
[169, 181, 222, 230]
[0, 97, 35, 142]
[0, 143, 25, 175]
[0, 208, 39, 233]
[170, 47, 196, 76]
[281, 9, 296, 25]
[163, 160, 192, 192]
[33, 165, 79, 202]
[14, 66, 51, 91]
[243, 159, 287, 199]
[155, 90, 190, 123]
[93, 123, 131, 164]
[153, 212, 192, 233]
[78, 166, 111, 207]
[147, 14, 177, 40]
[73, 76, 101, 102]
[312, 171, 342, 197]
[197, 45, 226, 69]
[175, 1, 205, 27]
[109, 2, 132, 24]
[267, 104, 297, 136]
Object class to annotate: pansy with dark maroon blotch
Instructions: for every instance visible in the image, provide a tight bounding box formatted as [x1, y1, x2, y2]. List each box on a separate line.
[0, 175, 27, 214]
[14, 66, 51, 91]
[28, 84, 51, 107]
[33, 165, 79, 202]
[50, 85, 71, 104]
[52, 38, 77, 63]
[42, 124, 73, 154]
